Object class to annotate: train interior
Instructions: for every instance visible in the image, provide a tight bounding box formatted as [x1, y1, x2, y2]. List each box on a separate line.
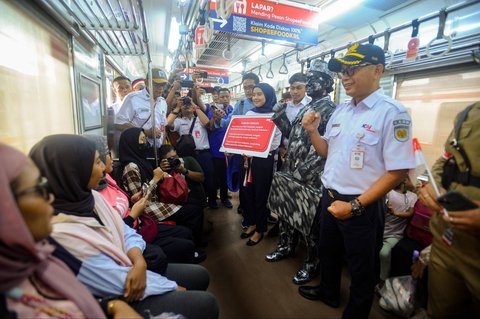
[1, 0, 480, 318]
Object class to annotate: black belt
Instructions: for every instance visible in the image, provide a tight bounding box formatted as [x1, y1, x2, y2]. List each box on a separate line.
[195, 149, 210, 154]
[454, 172, 480, 188]
[325, 188, 359, 202]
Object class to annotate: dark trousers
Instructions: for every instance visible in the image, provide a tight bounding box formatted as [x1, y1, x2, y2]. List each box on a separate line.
[166, 204, 204, 247]
[132, 264, 219, 319]
[194, 150, 216, 203]
[152, 224, 194, 264]
[241, 155, 275, 233]
[318, 188, 384, 319]
[213, 157, 228, 200]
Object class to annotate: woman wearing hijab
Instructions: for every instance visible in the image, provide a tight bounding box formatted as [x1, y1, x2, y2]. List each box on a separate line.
[240, 83, 282, 246]
[84, 134, 204, 265]
[118, 127, 205, 246]
[0, 143, 140, 318]
[29, 135, 219, 319]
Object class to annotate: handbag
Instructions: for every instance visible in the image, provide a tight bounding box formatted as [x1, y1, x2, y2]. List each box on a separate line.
[405, 200, 433, 247]
[137, 213, 157, 244]
[175, 117, 197, 157]
[158, 172, 189, 205]
[267, 171, 322, 236]
[379, 275, 416, 318]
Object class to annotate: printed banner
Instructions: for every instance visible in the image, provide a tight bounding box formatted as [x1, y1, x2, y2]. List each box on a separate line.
[220, 115, 277, 158]
[210, 0, 319, 45]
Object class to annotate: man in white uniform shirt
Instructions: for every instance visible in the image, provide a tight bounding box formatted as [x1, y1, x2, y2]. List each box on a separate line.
[299, 43, 415, 319]
[115, 68, 169, 151]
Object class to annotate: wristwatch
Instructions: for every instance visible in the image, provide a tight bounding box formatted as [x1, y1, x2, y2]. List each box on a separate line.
[349, 198, 365, 216]
[182, 168, 189, 176]
[172, 111, 179, 116]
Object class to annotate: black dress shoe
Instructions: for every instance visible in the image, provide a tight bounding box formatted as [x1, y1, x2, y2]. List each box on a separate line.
[298, 286, 340, 308]
[240, 228, 256, 239]
[265, 247, 293, 262]
[246, 233, 264, 246]
[292, 268, 319, 285]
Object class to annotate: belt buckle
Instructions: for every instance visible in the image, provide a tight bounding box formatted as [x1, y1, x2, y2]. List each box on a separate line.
[327, 189, 335, 199]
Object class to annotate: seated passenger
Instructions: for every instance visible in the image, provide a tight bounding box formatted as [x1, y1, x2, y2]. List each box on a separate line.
[118, 128, 205, 246]
[158, 144, 207, 206]
[29, 134, 218, 319]
[84, 134, 204, 265]
[0, 143, 140, 319]
[380, 176, 417, 282]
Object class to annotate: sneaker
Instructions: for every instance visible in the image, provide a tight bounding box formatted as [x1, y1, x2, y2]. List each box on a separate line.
[227, 191, 233, 199]
[221, 198, 233, 208]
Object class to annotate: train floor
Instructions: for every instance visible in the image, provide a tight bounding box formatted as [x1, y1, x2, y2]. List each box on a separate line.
[201, 192, 401, 319]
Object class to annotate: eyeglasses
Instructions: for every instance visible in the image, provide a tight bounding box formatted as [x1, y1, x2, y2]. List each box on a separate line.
[338, 63, 372, 77]
[243, 85, 255, 91]
[106, 150, 112, 158]
[14, 177, 51, 201]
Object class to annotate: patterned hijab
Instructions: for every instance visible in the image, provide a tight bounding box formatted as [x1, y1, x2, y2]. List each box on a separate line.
[0, 143, 105, 318]
[251, 83, 277, 113]
[29, 135, 97, 218]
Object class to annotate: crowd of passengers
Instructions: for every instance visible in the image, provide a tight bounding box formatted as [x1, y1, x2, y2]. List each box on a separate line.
[1, 43, 479, 319]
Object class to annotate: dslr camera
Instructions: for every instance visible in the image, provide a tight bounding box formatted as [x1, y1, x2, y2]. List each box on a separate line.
[181, 96, 192, 106]
[167, 157, 181, 169]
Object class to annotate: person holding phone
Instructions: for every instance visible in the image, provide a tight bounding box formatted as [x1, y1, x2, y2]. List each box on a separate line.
[418, 102, 480, 318]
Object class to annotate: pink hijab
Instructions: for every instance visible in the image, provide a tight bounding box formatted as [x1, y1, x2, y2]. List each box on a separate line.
[0, 143, 105, 318]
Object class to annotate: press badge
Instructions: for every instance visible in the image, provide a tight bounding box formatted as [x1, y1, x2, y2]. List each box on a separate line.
[350, 150, 364, 169]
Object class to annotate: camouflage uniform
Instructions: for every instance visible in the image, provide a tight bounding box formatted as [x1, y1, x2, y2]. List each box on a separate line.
[267, 60, 336, 284]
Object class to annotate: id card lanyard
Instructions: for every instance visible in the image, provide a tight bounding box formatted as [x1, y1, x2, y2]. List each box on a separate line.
[350, 131, 365, 169]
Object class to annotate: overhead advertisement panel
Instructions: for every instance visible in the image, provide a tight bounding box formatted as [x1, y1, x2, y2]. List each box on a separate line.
[210, 0, 319, 45]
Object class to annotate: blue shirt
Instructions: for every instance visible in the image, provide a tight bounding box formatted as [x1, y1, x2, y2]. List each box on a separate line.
[207, 104, 233, 158]
[219, 98, 255, 128]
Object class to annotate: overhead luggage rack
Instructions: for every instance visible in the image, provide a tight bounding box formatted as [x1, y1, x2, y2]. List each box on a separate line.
[38, 0, 148, 56]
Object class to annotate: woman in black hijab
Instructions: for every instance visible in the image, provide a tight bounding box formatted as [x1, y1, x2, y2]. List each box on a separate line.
[29, 134, 218, 319]
[118, 128, 205, 247]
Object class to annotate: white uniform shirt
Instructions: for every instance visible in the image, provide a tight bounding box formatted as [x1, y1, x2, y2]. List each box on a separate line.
[244, 111, 282, 153]
[173, 116, 210, 150]
[285, 95, 312, 123]
[115, 88, 167, 147]
[321, 88, 416, 195]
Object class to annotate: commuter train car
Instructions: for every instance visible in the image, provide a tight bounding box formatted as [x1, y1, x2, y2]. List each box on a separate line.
[1, 0, 479, 318]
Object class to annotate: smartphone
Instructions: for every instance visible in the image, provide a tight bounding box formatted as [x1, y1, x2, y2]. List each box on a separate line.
[437, 191, 478, 211]
[180, 80, 194, 88]
[141, 183, 153, 200]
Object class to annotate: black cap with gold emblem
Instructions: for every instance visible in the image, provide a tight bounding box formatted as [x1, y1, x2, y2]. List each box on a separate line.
[328, 43, 385, 72]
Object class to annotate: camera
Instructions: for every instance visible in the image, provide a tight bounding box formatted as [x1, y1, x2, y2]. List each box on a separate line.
[181, 96, 192, 106]
[167, 157, 181, 169]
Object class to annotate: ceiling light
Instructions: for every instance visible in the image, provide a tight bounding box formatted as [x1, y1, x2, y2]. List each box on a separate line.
[317, 0, 364, 24]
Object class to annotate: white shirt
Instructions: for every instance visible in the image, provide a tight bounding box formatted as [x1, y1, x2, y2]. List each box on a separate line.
[285, 95, 312, 123]
[244, 111, 282, 153]
[321, 88, 416, 194]
[115, 88, 167, 147]
[173, 116, 210, 150]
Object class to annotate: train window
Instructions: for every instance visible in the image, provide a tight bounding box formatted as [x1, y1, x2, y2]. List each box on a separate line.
[396, 67, 480, 166]
[0, 0, 73, 152]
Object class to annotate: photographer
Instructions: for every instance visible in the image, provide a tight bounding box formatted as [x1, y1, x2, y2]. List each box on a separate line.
[167, 96, 217, 208]
[159, 144, 206, 206]
[418, 102, 480, 318]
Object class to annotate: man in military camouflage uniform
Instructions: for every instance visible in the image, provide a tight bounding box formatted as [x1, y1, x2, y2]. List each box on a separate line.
[266, 60, 336, 284]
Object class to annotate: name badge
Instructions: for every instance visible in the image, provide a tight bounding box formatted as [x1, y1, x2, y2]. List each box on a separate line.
[350, 150, 364, 169]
